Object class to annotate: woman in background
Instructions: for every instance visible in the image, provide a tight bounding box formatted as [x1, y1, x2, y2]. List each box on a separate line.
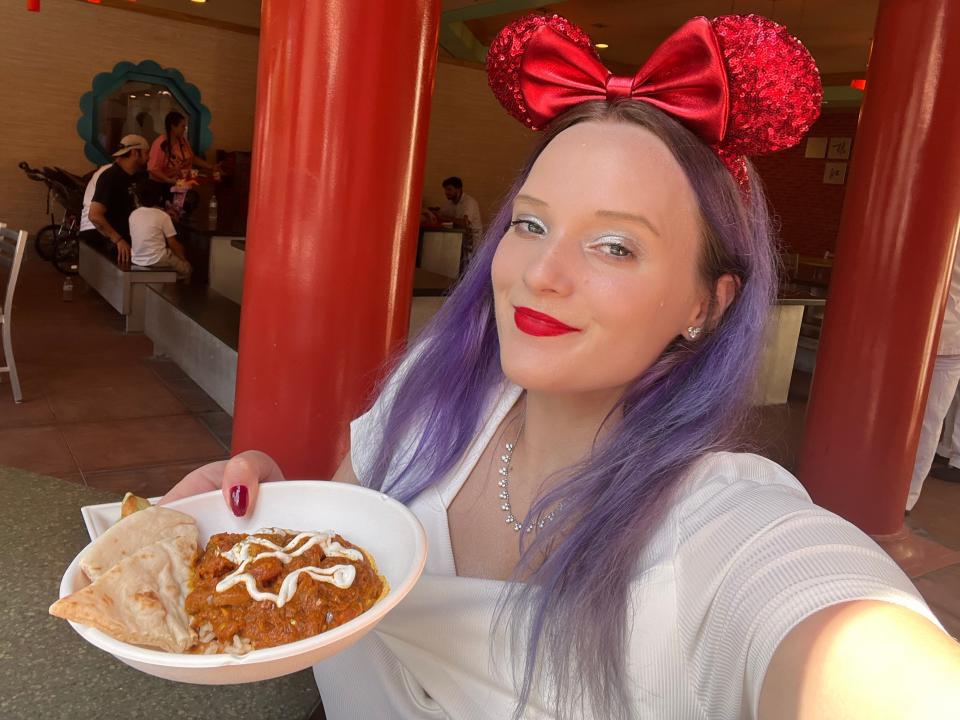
[147, 110, 217, 186]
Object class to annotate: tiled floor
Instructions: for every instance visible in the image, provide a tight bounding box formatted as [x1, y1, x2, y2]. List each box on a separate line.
[0, 247, 230, 495]
[2, 248, 958, 640]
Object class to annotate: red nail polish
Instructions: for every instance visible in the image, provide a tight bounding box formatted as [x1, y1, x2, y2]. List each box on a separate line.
[229, 485, 248, 517]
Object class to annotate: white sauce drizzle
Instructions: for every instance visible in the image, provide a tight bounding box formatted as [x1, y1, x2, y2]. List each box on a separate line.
[215, 529, 363, 608]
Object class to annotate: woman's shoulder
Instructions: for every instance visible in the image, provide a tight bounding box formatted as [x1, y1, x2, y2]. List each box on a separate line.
[660, 451, 920, 604]
[666, 451, 837, 548]
[655, 453, 934, 719]
[635, 453, 812, 562]
[679, 451, 808, 503]
[676, 452, 816, 513]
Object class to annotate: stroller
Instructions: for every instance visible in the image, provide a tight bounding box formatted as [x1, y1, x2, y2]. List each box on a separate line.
[18, 161, 95, 275]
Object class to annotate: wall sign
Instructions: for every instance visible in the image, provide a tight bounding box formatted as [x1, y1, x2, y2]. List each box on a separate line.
[824, 162, 847, 185]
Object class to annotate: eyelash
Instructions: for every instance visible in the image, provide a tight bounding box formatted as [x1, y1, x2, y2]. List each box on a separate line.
[592, 238, 634, 258]
[508, 218, 545, 235]
[508, 218, 636, 260]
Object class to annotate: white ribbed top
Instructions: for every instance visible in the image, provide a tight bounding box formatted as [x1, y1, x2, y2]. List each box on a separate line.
[314, 380, 937, 719]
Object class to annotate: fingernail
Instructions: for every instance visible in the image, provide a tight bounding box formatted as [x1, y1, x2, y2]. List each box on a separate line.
[229, 484, 248, 517]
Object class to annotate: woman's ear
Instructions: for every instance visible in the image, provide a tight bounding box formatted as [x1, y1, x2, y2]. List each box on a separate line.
[687, 273, 739, 334]
[712, 274, 739, 322]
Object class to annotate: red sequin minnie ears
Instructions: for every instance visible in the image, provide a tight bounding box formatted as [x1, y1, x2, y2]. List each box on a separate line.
[486, 14, 822, 187]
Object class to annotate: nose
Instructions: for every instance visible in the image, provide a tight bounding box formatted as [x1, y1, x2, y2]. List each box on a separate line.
[522, 234, 576, 297]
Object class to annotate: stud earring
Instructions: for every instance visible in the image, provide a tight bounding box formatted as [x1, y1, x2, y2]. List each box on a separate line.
[687, 326, 703, 340]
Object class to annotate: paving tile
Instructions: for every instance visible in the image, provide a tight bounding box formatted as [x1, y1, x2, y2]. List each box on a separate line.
[0, 359, 46, 382]
[907, 477, 960, 550]
[37, 359, 161, 393]
[46, 375, 187, 423]
[0, 426, 79, 475]
[145, 357, 190, 382]
[56, 472, 87, 487]
[0, 379, 55, 428]
[913, 563, 960, 640]
[872, 527, 960, 579]
[196, 410, 233, 450]
[156, 374, 221, 413]
[84, 461, 209, 499]
[61, 414, 227, 473]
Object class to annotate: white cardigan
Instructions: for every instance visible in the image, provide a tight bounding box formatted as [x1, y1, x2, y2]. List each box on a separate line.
[314, 381, 936, 719]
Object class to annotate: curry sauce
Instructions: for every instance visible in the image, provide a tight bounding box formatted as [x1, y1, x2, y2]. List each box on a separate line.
[185, 530, 386, 650]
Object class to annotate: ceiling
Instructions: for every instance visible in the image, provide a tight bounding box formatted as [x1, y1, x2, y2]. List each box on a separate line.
[114, 0, 262, 28]
[94, 0, 878, 81]
[112, 0, 475, 30]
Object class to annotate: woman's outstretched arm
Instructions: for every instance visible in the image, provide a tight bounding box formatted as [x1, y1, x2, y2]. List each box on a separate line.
[759, 600, 960, 719]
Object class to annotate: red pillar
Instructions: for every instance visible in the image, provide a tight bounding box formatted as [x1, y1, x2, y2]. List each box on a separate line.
[798, 0, 960, 534]
[232, 0, 441, 477]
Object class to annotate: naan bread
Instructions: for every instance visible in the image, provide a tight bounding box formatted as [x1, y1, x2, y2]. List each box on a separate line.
[50, 534, 198, 653]
[79, 506, 197, 581]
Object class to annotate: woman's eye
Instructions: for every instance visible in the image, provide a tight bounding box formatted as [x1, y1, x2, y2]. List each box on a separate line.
[508, 219, 545, 235]
[596, 239, 634, 258]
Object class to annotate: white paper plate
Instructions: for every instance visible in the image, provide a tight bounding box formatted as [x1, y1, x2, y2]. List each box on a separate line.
[59, 482, 428, 684]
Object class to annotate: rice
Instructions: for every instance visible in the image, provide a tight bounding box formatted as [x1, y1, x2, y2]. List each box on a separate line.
[190, 622, 255, 655]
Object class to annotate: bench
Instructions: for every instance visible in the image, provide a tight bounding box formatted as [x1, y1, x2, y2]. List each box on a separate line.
[79, 240, 178, 332]
[145, 284, 239, 415]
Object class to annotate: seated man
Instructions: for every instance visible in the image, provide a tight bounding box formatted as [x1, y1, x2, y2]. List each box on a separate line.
[78, 135, 149, 264]
[129, 181, 192, 282]
[438, 176, 483, 270]
[438, 176, 482, 237]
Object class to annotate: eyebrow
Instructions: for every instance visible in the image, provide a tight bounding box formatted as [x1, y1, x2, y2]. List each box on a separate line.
[594, 209, 661, 237]
[515, 193, 548, 207]
[514, 194, 661, 237]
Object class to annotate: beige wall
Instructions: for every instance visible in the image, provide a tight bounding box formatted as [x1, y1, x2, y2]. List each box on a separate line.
[1, 4, 534, 242]
[0, 0, 258, 234]
[421, 60, 536, 232]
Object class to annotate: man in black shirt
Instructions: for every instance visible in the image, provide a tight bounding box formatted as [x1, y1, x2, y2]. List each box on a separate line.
[79, 134, 149, 264]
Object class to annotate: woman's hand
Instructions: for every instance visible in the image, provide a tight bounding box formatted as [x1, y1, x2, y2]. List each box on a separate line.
[159, 450, 285, 517]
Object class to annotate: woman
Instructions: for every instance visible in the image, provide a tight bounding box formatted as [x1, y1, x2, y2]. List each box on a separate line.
[164, 14, 960, 720]
[147, 110, 217, 185]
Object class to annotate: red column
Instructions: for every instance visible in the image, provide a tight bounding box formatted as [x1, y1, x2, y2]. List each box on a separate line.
[798, 0, 960, 534]
[232, 0, 441, 477]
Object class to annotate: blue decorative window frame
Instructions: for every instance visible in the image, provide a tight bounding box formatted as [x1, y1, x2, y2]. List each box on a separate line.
[77, 60, 212, 165]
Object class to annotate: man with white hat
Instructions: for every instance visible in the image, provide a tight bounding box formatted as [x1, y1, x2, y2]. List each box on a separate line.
[79, 134, 149, 264]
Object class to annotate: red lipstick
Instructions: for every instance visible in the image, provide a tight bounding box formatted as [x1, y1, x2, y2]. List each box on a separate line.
[514, 307, 580, 337]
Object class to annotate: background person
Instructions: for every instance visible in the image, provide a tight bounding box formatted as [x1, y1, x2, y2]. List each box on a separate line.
[438, 176, 482, 268]
[438, 176, 482, 236]
[907, 235, 960, 508]
[147, 110, 218, 186]
[130, 181, 191, 281]
[78, 134, 148, 264]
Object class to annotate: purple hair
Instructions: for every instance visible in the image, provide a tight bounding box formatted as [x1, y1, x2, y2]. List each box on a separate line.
[363, 101, 776, 719]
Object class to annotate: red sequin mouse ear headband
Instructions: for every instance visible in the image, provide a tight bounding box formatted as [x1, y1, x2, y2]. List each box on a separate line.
[486, 14, 822, 189]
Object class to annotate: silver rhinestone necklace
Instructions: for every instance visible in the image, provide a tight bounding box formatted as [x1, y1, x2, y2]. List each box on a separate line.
[496, 419, 562, 533]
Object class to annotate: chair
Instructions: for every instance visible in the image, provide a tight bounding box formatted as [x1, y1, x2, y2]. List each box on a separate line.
[0, 223, 27, 403]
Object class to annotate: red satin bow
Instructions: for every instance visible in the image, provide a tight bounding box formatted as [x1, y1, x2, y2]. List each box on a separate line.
[519, 17, 729, 146]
